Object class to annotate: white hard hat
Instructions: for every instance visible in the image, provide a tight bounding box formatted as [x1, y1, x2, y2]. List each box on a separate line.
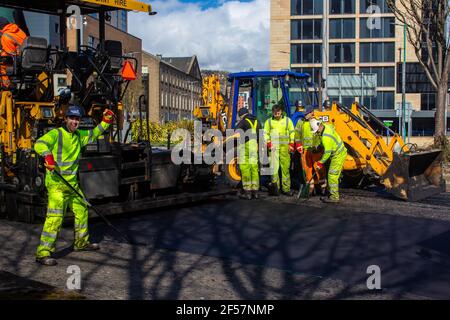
[310, 118, 321, 133]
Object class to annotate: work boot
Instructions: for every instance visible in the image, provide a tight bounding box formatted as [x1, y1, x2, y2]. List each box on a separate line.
[266, 183, 278, 196]
[320, 197, 339, 203]
[36, 256, 57, 266]
[239, 191, 252, 200]
[252, 191, 259, 199]
[281, 190, 294, 197]
[74, 243, 100, 252]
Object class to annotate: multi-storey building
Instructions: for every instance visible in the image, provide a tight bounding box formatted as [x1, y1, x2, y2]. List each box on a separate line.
[142, 52, 202, 123]
[270, 0, 449, 135]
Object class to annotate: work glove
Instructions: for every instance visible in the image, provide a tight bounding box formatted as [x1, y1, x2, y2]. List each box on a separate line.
[315, 161, 324, 171]
[289, 143, 295, 153]
[44, 154, 56, 171]
[295, 143, 303, 154]
[102, 109, 115, 124]
[266, 141, 273, 150]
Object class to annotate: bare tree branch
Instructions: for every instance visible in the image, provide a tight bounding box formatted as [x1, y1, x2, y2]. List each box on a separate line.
[386, 0, 449, 142]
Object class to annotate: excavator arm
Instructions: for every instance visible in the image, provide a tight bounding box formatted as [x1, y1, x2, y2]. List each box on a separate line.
[193, 75, 229, 132]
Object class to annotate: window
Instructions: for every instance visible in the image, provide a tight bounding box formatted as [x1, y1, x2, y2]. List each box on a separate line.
[329, 67, 355, 74]
[291, 19, 322, 40]
[330, 0, 355, 14]
[329, 96, 356, 106]
[291, 0, 323, 15]
[330, 19, 355, 39]
[360, 17, 394, 38]
[359, 67, 395, 87]
[329, 43, 355, 63]
[292, 44, 322, 63]
[360, 42, 395, 62]
[293, 67, 321, 84]
[360, 0, 392, 14]
[121, 10, 127, 31]
[421, 93, 436, 111]
[88, 36, 97, 48]
[366, 91, 394, 109]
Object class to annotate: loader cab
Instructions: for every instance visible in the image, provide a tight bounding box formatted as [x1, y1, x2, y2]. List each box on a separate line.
[227, 71, 316, 128]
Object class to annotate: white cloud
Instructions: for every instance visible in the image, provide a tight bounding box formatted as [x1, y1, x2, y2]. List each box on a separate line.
[128, 0, 269, 72]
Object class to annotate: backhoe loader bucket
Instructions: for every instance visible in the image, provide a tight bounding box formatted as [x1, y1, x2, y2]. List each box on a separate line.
[381, 149, 445, 201]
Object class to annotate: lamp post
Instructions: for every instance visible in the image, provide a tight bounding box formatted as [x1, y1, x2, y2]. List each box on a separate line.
[392, 22, 407, 141]
[187, 80, 197, 120]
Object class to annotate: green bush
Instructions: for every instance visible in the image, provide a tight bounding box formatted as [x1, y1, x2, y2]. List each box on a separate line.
[131, 119, 194, 146]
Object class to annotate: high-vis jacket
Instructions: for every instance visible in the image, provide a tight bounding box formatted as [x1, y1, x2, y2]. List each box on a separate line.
[263, 115, 295, 146]
[34, 121, 110, 187]
[319, 123, 346, 163]
[294, 119, 321, 149]
[0, 23, 26, 56]
[236, 114, 260, 191]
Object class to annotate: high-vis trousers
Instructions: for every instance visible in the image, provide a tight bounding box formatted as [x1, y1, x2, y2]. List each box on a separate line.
[36, 183, 90, 258]
[301, 148, 326, 192]
[238, 140, 259, 191]
[270, 144, 291, 193]
[328, 149, 347, 200]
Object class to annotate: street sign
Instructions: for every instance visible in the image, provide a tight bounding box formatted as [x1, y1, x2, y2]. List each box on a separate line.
[327, 73, 377, 97]
[395, 102, 413, 122]
[383, 120, 393, 127]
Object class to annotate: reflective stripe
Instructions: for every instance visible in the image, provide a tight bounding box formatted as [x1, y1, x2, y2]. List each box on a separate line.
[42, 231, 57, 239]
[57, 128, 63, 165]
[47, 208, 63, 214]
[75, 223, 88, 230]
[88, 129, 94, 143]
[329, 169, 339, 174]
[97, 123, 106, 133]
[58, 158, 79, 167]
[323, 133, 340, 147]
[39, 241, 54, 248]
[1, 33, 20, 54]
[41, 150, 52, 157]
[323, 133, 343, 155]
[336, 145, 345, 154]
[57, 169, 77, 175]
[329, 184, 339, 187]
[76, 231, 89, 239]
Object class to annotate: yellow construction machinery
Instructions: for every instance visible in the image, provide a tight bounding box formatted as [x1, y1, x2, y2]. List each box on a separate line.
[193, 74, 229, 132]
[0, 0, 217, 223]
[196, 71, 444, 201]
[313, 102, 444, 201]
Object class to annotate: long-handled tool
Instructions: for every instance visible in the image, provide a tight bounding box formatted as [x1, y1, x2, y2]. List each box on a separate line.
[297, 170, 318, 200]
[52, 170, 134, 244]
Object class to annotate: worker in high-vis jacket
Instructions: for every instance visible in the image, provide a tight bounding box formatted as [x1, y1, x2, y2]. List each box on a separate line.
[235, 107, 261, 200]
[310, 118, 347, 203]
[34, 105, 115, 266]
[294, 106, 326, 196]
[0, 17, 27, 88]
[264, 104, 295, 196]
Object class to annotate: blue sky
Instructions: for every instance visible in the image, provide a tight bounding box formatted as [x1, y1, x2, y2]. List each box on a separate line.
[128, 0, 269, 71]
[178, 0, 254, 9]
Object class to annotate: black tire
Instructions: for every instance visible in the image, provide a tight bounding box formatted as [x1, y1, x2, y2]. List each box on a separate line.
[223, 157, 241, 188]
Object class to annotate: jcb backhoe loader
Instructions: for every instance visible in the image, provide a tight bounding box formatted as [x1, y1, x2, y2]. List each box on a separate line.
[199, 71, 444, 201]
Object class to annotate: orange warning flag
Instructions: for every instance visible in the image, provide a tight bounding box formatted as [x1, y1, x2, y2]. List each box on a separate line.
[121, 60, 137, 81]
